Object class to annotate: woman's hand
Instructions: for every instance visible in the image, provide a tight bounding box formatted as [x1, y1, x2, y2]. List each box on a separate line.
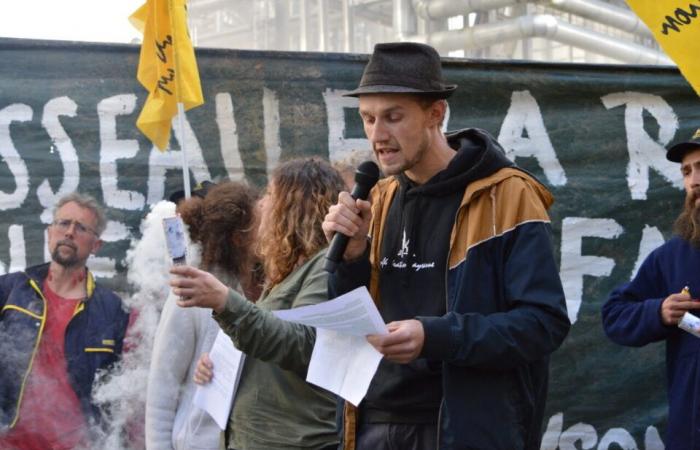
[170, 265, 229, 313]
[192, 352, 214, 385]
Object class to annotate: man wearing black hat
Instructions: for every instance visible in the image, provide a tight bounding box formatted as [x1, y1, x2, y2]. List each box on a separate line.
[168, 180, 216, 205]
[323, 42, 570, 450]
[602, 128, 700, 450]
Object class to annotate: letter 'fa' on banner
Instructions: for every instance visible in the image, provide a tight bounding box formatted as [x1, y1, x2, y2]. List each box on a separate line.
[625, 1, 700, 97]
[130, 0, 204, 151]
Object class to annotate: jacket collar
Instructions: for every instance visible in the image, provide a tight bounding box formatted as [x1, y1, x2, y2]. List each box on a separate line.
[24, 262, 96, 299]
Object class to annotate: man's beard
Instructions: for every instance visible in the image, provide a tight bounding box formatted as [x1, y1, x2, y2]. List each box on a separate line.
[674, 188, 700, 247]
[51, 241, 80, 268]
[376, 134, 429, 177]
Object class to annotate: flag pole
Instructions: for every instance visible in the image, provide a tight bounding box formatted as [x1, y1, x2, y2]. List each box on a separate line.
[169, 0, 191, 200]
[176, 102, 191, 200]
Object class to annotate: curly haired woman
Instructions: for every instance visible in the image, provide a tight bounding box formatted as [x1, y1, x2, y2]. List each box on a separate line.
[146, 181, 260, 450]
[171, 158, 345, 450]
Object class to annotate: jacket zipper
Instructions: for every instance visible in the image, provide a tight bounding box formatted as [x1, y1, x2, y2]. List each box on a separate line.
[436, 197, 469, 449]
[436, 400, 444, 449]
[66, 271, 91, 359]
[436, 183, 490, 449]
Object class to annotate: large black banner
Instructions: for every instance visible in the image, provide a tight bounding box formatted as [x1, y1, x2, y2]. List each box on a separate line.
[2, 37, 700, 449]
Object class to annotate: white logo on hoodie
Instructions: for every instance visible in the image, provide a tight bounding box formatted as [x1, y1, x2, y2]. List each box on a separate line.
[397, 229, 410, 258]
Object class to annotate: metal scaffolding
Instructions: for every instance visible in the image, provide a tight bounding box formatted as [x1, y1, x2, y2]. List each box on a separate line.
[187, 0, 672, 65]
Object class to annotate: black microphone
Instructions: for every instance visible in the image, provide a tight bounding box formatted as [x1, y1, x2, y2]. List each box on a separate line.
[324, 160, 380, 273]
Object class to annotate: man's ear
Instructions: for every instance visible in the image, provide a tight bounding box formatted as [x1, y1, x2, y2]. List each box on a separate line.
[91, 238, 103, 255]
[428, 100, 447, 128]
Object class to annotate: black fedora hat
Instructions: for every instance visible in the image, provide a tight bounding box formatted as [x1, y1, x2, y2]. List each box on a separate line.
[667, 128, 700, 162]
[344, 42, 457, 99]
[168, 180, 216, 204]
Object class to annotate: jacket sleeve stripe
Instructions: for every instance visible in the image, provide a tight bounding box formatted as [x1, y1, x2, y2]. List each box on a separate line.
[84, 347, 115, 353]
[1, 304, 43, 320]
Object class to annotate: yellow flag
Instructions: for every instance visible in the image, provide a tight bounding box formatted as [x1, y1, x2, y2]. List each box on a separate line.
[130, 0, 204, 151]
[625, 1, 700, 97]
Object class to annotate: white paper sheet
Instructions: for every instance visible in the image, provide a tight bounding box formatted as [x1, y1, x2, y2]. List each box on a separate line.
[274, 286, 387, 405]
[193, 329, 245, 430]
[274, 286, 387, 336]
[679, 312, 700, 338]
[307, 328, 383, 406]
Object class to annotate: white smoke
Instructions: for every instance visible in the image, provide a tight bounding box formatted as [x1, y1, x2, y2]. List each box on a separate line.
[91, 200, 201, 450]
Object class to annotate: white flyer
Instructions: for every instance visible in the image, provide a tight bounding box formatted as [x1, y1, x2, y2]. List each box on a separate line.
[274, 286, 387, 405]
[274, 286, 387, 336]
[307, 328, 383, 406]
[193, 329, 245, 430]
[679, 312, 700, 338]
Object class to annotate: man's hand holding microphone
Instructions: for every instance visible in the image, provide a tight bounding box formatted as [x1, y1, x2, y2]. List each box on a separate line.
[322, 161, 426, 364]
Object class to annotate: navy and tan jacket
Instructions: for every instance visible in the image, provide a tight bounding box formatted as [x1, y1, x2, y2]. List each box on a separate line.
[332, 128, 570, 450]
[0, 263, 129, 431]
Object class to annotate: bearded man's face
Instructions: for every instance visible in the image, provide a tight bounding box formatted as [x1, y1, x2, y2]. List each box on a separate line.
[674, 148, 700, 246]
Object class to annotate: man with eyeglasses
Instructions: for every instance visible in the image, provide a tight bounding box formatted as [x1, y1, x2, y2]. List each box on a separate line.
[0, 192, 130, 450]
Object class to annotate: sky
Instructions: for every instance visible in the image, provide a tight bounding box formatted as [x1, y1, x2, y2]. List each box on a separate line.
[1, 0, 144, 44]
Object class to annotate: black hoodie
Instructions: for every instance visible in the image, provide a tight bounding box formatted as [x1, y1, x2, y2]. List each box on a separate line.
[361, 128, 514, 423]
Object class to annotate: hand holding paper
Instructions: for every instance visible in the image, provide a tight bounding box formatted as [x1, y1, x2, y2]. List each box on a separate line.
[661, 286, 700, 326]
[274, 287, 387, 406]
[193, 330, 245, 430]
[366, 319, 425, 364]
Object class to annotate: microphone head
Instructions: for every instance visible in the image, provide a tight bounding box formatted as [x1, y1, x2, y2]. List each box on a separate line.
[354, 161, 380, 187]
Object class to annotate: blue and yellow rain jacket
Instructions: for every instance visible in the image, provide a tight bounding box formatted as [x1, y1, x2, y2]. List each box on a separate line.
[0, 263, 129, 431]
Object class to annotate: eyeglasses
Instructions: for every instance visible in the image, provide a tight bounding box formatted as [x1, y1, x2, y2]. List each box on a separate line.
[51, 219, 98, 237]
